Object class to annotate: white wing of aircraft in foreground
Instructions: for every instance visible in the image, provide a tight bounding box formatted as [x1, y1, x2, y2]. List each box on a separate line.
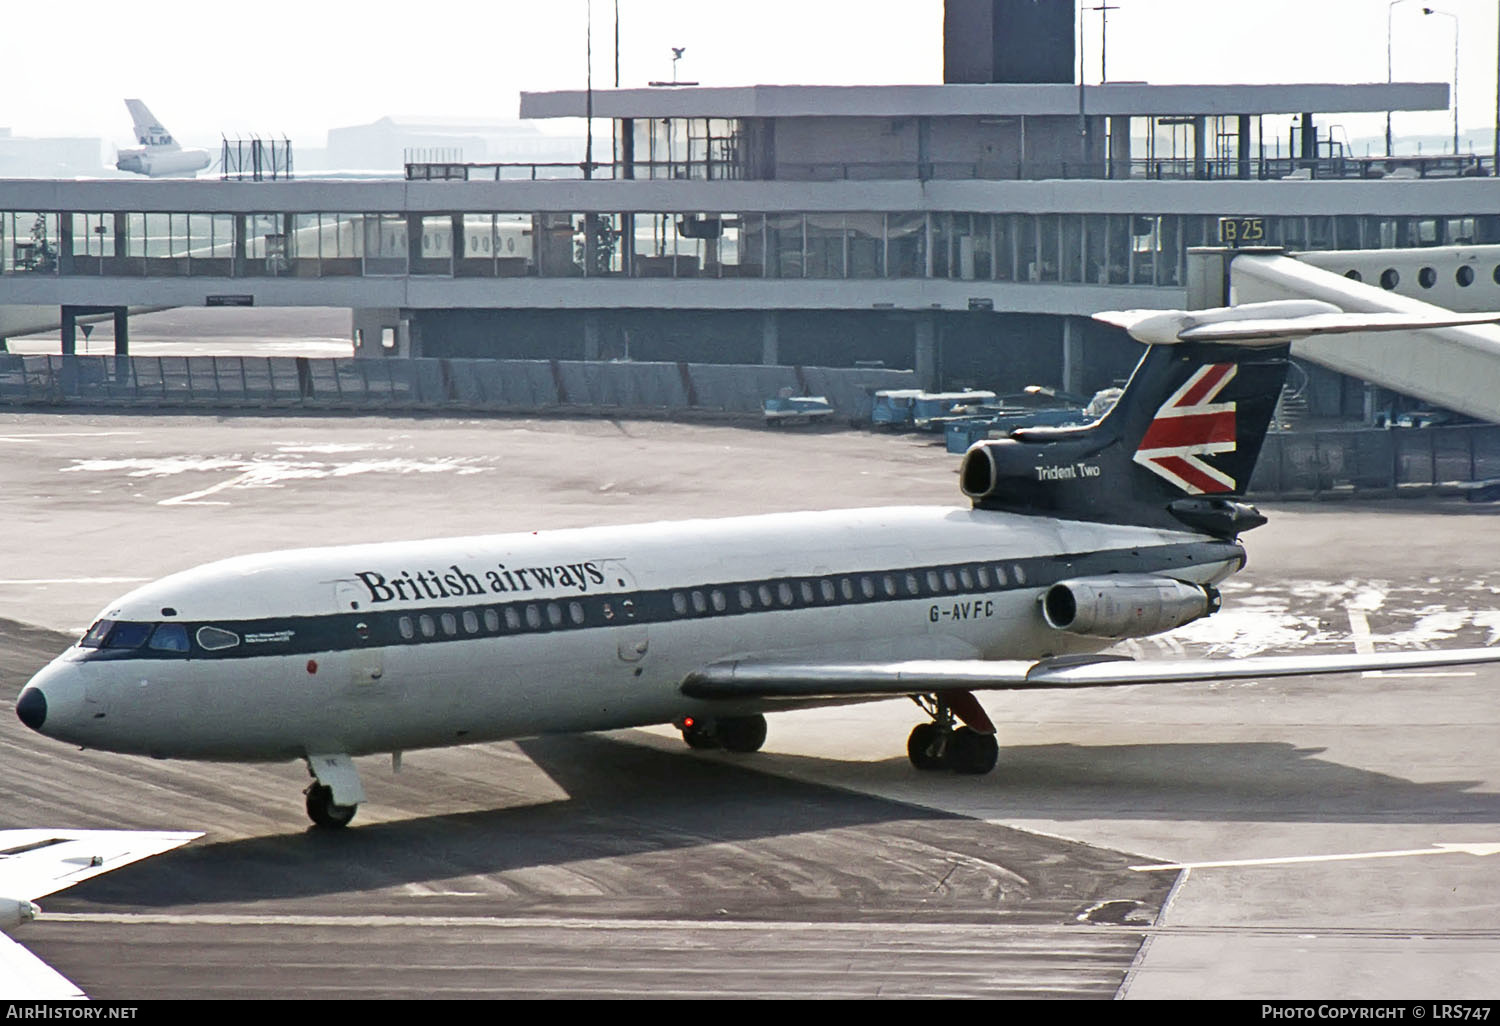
[114, 100, 211, 178]
[16, 300, 1500, 827]
[0, 829, 200, 998]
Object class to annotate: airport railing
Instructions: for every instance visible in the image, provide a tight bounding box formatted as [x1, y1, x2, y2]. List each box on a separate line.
[1250, 425, 1500, 497]
[0, 354, 914, 422]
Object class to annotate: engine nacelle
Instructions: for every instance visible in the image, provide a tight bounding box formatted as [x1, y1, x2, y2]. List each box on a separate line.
[0, 897, 40, 933]
[1041, 575, 1219, 639]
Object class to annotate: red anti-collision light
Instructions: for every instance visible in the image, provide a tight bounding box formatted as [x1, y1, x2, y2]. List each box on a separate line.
[307, 660, 318, 674]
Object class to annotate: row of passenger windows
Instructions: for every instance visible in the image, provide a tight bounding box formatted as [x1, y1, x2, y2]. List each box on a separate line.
[667, 562, 1027, 618]
[388, 562, 1030, 643]
[1354, 264, 1500, 290]
[395, 600, 594, 641]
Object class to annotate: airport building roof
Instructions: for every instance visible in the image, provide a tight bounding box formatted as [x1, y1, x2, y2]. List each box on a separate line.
[519, 82, 1450, 120]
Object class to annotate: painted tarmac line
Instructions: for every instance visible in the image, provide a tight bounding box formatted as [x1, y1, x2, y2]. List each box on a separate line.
[0, 432, 141, 442]
[1130, 842, 1500, 873]
[1345, 602, 1473, 678]
[0, 577, 150, 585]
[40, 911, 1135, 937]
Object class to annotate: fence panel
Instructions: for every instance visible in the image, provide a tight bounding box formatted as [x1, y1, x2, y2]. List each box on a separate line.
[158, 357, 195, 401]
[304, 359, 346, 403]
[440, 359, 488, 404]
[801, 366, 917, 419]
[1432, 426, 1477, 485]
[686, 363, 800, 412]
[187, 357, 222, 401]
[1474, 426, 1500, 481]
[66, 356, 117, 402]
[130, 357, 167, 402]
[0, 355, 29, 401]
[1395, 429, 1437, 487]
[266, 358, 306, 403]
[615, 362, 690, 409]
[410, 361, 450, 404]
[555, 361, 686, 410]
[237, 358, 272, 402]
[458, 360, 549, 408]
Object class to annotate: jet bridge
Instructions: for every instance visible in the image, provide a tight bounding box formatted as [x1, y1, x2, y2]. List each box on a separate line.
[1190, 246, 1500, 424]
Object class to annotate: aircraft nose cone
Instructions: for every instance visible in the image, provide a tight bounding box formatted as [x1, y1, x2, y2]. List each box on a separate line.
[15, 688, 46, 731]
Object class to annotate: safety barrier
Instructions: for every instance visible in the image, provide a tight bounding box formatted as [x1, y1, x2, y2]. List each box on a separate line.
[1250, 425, 1500, 497]
[0, 354, 913, 421]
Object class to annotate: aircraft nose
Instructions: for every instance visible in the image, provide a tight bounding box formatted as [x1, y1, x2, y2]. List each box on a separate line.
[16, 687, 46, 731]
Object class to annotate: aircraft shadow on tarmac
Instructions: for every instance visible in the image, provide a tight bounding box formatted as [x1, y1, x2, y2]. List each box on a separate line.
[46, 734, 1171, 923]
[754, 741, 1500, 824]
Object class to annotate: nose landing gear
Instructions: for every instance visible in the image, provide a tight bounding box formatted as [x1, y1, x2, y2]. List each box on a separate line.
[303, 752, 364, 829]
[907, 693, 999, 775]
[305, 782, 358, 829]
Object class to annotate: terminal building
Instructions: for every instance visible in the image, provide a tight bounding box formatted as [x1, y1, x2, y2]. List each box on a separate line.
[0, 0, 1494, 418]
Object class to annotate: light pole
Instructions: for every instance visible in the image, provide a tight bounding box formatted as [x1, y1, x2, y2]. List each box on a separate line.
[1388, 0, 1418, 156]
[585, 0, 594, 180]
[1423, 7, 1460, 155]
[1091, 2, 1120, 83]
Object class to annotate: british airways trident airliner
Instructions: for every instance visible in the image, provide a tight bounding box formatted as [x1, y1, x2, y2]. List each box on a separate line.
[17, 301, 1500, 827]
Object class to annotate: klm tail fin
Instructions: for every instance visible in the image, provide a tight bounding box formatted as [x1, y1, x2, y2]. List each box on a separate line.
[960, 300, 1500, 537]
[124, 99, 179, 150]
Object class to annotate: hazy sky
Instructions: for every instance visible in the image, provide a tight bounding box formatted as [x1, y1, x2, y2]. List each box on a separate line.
[3, 0, 1493, 149]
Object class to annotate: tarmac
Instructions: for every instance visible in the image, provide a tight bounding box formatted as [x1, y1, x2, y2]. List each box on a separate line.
[2, 406, 1498, 999]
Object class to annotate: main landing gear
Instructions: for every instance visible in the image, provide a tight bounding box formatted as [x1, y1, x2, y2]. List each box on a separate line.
[907, 693, 999, 775]
[677, 713, 768, 754]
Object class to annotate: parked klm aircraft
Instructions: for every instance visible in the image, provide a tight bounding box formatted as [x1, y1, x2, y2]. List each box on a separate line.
[16, 301, 1500, 828]
[114, 99, 210, 178]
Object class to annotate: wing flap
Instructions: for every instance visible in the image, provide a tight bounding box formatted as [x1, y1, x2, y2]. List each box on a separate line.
[681, 648, 1500, 701]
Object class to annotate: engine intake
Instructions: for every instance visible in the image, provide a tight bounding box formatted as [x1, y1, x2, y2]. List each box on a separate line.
[1041, 575, 1219, 639]
[0, 897, 39, 932]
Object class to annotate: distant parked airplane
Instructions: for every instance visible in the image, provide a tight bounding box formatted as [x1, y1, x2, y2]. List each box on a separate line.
[115, 99, 210, 178]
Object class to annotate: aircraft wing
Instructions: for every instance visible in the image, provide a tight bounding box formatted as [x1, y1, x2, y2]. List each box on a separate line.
[0, 829, 200, 999]
[1176, 311, 1500, 343]
[0, 829, 201, 903]
[680, 648, 1500, 701]
[0, 928, 86, 999]
[1094, 302, 1500, 347]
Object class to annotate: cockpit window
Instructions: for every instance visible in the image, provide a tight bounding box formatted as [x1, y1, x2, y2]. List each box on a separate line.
[79, 620, 113, 648]
[195, 626, 240, 651]
[148, 623, 191, 653]
[103, 622, 153, 649]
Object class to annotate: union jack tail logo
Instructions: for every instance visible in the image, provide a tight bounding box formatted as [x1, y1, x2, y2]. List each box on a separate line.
[1132, 363, 1239, 494]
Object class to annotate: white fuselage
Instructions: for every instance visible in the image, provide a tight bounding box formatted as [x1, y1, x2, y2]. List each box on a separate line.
[115, 146, 210, 178]
[22, 506, 1242, 763]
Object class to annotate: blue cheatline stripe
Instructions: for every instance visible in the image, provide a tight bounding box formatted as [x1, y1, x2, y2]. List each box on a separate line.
[76, 539, 1242, 664]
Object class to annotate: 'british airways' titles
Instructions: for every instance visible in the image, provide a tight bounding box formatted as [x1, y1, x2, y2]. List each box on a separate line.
[356, 561, 607, 603]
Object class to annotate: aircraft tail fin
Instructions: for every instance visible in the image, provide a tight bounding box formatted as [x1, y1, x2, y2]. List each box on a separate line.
[124, 99, 179, 150]
[960, 300, 1500, 536]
